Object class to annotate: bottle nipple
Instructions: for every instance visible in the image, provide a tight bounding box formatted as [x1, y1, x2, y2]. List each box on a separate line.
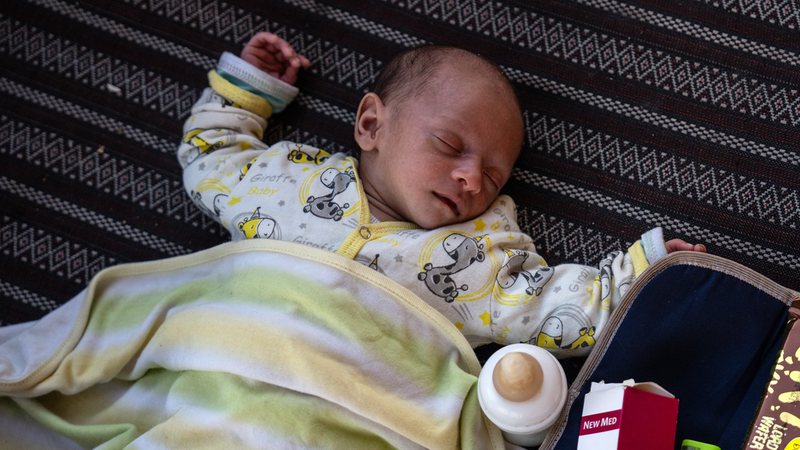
[492, 352, 544, 402]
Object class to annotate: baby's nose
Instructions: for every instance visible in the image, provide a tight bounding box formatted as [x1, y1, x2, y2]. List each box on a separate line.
[454, 160, 482, 193]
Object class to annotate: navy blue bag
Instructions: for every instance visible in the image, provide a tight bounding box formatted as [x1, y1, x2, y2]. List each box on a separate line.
[539, 252, 800, 450]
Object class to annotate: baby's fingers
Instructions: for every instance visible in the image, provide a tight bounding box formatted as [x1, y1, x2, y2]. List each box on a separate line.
[665, 238, 707, 253]
[243, 32, 297, 63]
[274, 39, 312, 70]
[246, 32, 280, 48]
[241, 32, 311, 84]
[280, 57, 305, 84]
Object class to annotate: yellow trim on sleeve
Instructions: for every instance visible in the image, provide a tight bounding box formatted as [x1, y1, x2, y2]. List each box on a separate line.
[628, 240, 650, 278]
[208, 70, 272, 118]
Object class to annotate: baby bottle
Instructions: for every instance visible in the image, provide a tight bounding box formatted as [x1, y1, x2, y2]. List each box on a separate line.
[477, 343, 568, 446]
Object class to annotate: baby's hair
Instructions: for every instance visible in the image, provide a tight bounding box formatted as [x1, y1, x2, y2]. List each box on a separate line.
[372, 45, 521, 114]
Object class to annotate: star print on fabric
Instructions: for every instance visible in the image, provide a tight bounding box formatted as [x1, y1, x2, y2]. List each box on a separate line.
[480, 311, 491, 326]
[198, 162, 206, 170]
[473, 219, 486, 232]
[522, 316, 530, 325]
[394, 255, 403, 263]
[554, 285, 562, 293]
[278, 200, 285, 207]
[299, 223, 307, 229]
[455, 322, 464, 330]
[259, 162, 268, 168]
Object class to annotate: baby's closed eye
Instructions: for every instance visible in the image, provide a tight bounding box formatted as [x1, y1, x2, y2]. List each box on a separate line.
[484, 171, 500, 189]
[433, 134, 463, 154]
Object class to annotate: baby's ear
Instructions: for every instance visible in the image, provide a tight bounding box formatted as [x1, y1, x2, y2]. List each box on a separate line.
[354, 93, 384, 152]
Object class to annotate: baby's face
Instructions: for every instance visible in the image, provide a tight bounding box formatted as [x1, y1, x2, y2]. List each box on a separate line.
[360, 64, 523, 229]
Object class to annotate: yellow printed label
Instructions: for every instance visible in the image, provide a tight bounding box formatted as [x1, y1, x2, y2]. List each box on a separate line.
[785, 437, 800, 450]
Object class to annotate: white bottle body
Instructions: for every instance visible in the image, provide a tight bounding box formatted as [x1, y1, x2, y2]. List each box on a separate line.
[477, 343, 568, 446]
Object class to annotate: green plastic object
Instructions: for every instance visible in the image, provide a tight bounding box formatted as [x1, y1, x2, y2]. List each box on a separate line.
[681, 439, 721, 450]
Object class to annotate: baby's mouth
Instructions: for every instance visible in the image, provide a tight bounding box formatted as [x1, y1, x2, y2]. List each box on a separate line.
[435, 193, 460, 216]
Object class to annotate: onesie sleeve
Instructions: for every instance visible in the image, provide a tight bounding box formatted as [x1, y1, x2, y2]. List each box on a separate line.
[176, 53, 300, 219]
[486, 222, 668, 358]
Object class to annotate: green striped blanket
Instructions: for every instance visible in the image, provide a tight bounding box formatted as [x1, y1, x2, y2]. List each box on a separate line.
[0, 240, 503, 449]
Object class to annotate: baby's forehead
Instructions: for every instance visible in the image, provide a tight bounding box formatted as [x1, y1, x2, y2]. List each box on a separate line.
[430, 53, 501, 83]
[387, 49, 524, 149]
[408, 63, 513, 107]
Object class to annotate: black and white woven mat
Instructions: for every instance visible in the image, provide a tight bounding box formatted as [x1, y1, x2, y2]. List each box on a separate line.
[2, 0, 798, 324]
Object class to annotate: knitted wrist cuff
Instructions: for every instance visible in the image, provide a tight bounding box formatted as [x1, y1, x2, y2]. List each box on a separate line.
[208, 70, 272, 117]
[217, 51, 299, 113]
[640, 227, 668, 263]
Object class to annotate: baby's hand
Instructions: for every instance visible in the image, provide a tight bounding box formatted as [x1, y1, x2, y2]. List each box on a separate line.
[241, 32, 311, 85]
[666, 239, 706, 253]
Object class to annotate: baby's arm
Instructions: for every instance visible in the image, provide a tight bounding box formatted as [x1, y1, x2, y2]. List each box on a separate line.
[176, 33, 310, 219]
[488, 227, 704, 357]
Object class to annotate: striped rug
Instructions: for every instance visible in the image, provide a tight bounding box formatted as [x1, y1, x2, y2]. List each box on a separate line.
[2, 0, 798, 325]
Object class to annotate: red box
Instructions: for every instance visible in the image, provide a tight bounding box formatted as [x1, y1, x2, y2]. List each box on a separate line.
[577, 380, 679, 450]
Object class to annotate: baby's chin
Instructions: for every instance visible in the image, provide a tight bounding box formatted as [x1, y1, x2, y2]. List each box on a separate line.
[410, 210, 480, 230]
